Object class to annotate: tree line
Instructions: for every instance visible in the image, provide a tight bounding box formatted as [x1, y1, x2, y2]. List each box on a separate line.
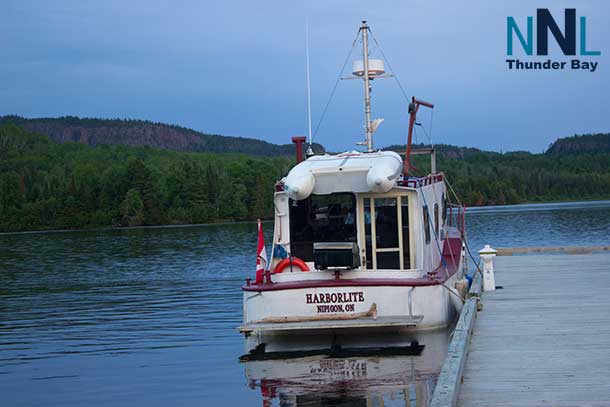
[0, 124, 290, 232]
[411, 149, 610, 206]
[1, 124, 609, 232]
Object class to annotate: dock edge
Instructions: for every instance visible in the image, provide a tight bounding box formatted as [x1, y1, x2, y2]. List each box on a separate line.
[430, 272, 482, 407]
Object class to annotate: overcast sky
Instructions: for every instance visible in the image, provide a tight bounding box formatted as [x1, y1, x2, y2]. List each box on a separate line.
[1, 0, 608, 152]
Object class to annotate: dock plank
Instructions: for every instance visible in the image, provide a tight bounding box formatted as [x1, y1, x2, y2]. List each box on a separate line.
[458, 252, 610, 407]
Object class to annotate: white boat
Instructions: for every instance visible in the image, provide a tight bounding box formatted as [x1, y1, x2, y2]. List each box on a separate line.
[239, 21, 468, 347]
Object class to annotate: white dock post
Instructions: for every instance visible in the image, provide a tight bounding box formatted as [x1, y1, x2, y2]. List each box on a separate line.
[462, 242, 468, 273]
[479, 245, 497, 292]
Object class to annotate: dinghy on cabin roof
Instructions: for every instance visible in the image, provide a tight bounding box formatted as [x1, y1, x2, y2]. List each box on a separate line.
[283, 150, 404, 200]
[239, 21, 468, 348]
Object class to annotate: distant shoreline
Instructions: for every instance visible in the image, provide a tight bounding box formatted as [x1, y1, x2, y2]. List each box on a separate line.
[466, 197, 610, 211]
[2, 199, 610, 236]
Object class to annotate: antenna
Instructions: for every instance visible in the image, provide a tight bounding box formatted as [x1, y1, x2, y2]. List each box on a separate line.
[305, 19, 314, 156]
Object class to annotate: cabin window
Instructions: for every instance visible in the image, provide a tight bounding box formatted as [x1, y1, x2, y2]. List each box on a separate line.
[364, 199, 372, 269]
[289, 193, 356, 261]
[401, 199, 411, 269]
[442, 194, 447, 225]
[363, 196, 409, 270]
[423, 205, 431, 244]
[374, 198, 400, 269]
[434, 203, 439, 238]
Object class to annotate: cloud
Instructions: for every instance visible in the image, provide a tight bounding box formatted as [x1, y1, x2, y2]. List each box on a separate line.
[1, 0, 608, 151]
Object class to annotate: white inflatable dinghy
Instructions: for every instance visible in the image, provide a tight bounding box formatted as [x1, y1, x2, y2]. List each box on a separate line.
[283, 150, 403, 200]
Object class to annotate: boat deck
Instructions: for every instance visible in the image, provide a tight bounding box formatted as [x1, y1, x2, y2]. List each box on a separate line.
[239, 315, 423, 335]
[458, 252, 610, 406]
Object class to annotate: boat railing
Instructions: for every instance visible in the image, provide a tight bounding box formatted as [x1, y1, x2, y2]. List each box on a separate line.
[447, 203, 466, 235]
[400, 173, 444, 188]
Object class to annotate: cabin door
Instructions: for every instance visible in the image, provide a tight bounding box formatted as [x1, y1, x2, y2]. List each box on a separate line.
[359, 195, 411, 270]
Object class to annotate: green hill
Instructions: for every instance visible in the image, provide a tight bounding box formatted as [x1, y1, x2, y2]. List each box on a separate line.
[0, 123, 291, 231]
[546, 133, 610, 155]
[0, 115, 325, 156]
[384, 143, 482, 159]
[1, 123, 609, 232]
[424, 149, 610, 206]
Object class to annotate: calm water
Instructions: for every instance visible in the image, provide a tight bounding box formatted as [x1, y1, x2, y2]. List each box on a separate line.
[1, 201, 610, 406]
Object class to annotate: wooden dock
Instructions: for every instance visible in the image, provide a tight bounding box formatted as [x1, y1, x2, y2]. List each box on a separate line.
[457, 252, 610, 406]
[495, 245, 610, 256]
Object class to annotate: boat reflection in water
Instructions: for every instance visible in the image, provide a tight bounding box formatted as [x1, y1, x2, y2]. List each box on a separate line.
[241, 328, 450, 406]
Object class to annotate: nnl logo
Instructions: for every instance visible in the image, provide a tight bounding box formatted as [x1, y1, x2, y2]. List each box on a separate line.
[506, 9, 601, 72]
[507, 9, 600, 56]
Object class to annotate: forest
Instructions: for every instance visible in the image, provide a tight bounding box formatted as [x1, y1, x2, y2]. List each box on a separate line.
[0, 124, 291, 232]
[1, 123, 609, 232]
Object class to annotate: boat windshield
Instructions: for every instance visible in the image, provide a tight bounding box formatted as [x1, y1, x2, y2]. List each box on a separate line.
[289, 193, 357, 261]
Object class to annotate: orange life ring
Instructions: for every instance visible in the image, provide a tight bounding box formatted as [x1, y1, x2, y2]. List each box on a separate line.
[274, 257, 310, 273]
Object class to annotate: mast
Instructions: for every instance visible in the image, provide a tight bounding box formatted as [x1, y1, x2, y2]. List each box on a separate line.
[361, 21, 373, 152]
[348, 21, 390, 151]
[305, 20, 314, 155]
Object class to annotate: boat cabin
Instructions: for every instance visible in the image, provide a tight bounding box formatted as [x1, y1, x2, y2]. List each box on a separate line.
[267, 154, 451, 279]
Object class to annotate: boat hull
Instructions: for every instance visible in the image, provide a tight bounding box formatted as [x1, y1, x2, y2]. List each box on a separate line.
[241, 262, 463, 339]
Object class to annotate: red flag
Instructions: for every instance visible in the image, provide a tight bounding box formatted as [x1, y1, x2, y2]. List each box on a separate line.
[255, 219, 267, 284]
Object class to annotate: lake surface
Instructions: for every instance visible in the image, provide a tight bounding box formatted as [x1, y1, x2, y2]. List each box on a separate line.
[1, 200, 609, 406]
